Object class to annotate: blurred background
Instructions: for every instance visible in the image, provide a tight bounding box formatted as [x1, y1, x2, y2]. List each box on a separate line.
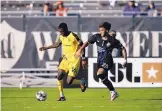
[1, 0, 162, 88]
[1, 0, 162, 17]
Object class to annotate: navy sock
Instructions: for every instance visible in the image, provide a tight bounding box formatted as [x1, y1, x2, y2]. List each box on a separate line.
[97, 74, 114, 91]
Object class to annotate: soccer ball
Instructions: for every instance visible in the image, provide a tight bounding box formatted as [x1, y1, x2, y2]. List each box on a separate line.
[36, 90, 47, 101]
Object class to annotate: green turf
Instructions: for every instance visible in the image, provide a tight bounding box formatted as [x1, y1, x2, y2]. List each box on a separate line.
[1, 88, 162, 111]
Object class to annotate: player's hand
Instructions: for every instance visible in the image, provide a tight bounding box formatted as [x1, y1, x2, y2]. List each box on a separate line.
[122, 60, 127, 68]
[75, 50, 82, 58]
[39, 46, 47, 51]
[82, 59, 88, 69]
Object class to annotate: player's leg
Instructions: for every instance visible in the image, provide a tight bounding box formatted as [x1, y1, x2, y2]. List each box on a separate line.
[57, 58, 68, 101]
[66, 74, 86, 92]
[104, 70, 119, 101]
[57, 69, 66, 101]
[99, 55, 118, 101]
[97, 68, 114, 91]
[66, 75, 75, 85]
[68, 58, 87, 92]
[80, 78, 86, 92]
[97, 68, 118, 101]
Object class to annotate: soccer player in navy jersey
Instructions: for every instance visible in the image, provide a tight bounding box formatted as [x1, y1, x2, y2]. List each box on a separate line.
[75, 22, 127, 101]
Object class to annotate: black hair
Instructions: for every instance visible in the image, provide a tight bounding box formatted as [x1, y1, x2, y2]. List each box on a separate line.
[99, 22, 111, 31]
[57, 2, 64, 9]
[45, 2, 50, 6]
[58, 22, 68, 30]
[129, 1, 135, 7]
[146, 2, 155, 10]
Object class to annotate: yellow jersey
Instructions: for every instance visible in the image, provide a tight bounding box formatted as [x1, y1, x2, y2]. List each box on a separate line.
[59, 32, 81, 59]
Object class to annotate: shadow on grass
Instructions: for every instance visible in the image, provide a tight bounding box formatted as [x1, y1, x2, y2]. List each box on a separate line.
[133, 98, 162, 101]
[2, 97, 162, 101]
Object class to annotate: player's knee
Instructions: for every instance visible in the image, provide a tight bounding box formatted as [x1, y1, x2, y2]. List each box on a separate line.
[97, 68, 105, 75]
[57, 71, 65, 80]
[57, 75, 63, 80]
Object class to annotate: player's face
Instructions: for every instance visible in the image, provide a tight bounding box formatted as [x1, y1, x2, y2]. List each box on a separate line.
[58, 28, 68, 36]
[99, 27, 106, 37]
[58, 28, 65, 36]
[58, 4, 63, 9]
[128, 1, 133, 7]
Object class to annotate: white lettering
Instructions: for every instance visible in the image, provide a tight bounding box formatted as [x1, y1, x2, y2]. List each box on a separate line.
[151, 31, 162, 57]
[92, 32, 98, 57]
[133, 31, 149, 57]
[32, 31, 60, 60]
[116, 32, 129, 56]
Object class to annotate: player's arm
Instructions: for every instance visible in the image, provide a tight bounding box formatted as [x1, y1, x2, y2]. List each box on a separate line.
[75, 34, 97, 57]
[121, 46, 127, 68]
[72, 33, 86, 59]
[115, 40, 127, 67]
[73, 33, 88, 68]
[77, 42, 88, 55]
[121, 47, 127, 61]
[39, 38, 62, 51]
[115, 40, 127, 61]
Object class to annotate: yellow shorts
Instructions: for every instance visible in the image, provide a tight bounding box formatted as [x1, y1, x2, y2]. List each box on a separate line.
[58, 56, 80, 77]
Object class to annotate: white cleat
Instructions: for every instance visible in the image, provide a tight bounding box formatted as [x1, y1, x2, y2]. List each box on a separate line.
[110, 91, 119, 101]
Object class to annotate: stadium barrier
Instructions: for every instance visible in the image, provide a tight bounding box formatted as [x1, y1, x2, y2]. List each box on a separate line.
[1, 16, 162, 88]
[1, 69, 58, 88]
[88, 58, 162, 88]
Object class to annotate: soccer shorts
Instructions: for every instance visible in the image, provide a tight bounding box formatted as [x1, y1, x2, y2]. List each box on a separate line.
[97, 54, 114, 70]
[58, 56, 81, 77]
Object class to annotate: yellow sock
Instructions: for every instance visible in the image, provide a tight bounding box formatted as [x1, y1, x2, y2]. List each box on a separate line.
[57, 80, 64, 97]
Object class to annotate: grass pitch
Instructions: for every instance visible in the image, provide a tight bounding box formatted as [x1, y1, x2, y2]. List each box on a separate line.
[1, 88, 162, 111]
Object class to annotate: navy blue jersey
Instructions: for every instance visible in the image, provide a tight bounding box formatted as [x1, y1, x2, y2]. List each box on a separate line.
[88, 33, 124, 69]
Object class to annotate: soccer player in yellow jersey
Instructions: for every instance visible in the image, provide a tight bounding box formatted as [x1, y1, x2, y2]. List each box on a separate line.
[39, 23, 87, 101]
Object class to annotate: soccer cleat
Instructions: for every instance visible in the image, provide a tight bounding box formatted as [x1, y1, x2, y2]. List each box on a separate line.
[57, 96, 66, 101]
[80, 78, 87, 92]
[110, 92, 119, 101]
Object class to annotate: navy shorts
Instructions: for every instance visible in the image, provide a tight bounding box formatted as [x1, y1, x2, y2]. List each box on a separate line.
[97, 54, 113, 71]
